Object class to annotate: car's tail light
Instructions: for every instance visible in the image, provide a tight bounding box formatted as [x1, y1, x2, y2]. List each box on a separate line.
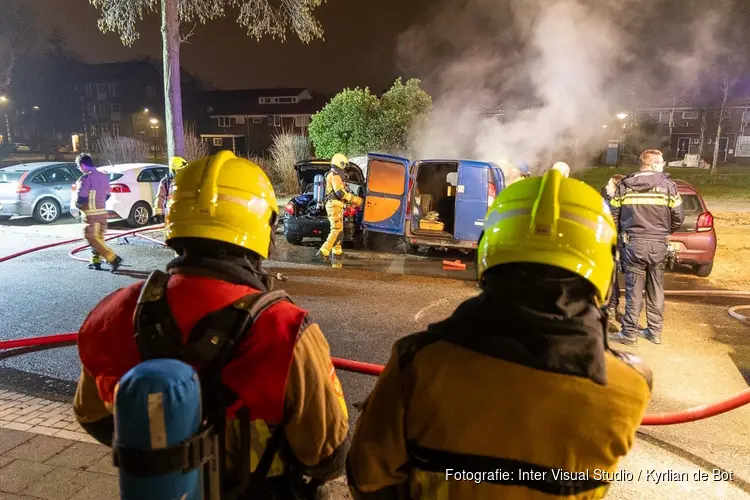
[110, 183, 131, 193]
[487, 182, 496, 208]
[344, 205, 361, 218]
[285, 202, 295, 215]
[15, 172, 30, 194]
[697, 211, 713, 232]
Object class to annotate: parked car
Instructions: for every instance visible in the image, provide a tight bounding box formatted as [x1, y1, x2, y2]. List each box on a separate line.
[361, 154, 505, 253]
[13, 143, 31, 153]
[70, 163, 169, 227]
[283, 159, 366, 245]
[668, 179, 716, 277]
[0, 162, 81, 223]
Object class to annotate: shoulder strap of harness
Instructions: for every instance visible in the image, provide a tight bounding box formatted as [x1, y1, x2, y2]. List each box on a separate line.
[124, 270, 295, 496]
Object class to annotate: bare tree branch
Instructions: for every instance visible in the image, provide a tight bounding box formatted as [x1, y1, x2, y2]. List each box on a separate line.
[180, 23, 198, 43]
[231, 0, 327, 43]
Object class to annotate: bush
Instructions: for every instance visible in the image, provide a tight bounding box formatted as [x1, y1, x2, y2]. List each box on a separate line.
[309, 78, 432, 158]
[183, 122, 209, 161]
[97, 136, 150, 165]
[268, 131, 311, 195]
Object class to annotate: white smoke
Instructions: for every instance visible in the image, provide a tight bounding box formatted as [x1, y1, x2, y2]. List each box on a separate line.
[399, 0, 735, 174]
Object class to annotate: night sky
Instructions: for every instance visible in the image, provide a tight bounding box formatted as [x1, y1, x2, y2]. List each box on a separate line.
[26, 0, 434, 94]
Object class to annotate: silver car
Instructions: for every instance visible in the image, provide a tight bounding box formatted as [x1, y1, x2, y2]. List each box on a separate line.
[0, 162, 81, 223]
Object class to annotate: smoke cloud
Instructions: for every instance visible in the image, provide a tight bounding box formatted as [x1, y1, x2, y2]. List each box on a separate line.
[398, 0, 738, 175]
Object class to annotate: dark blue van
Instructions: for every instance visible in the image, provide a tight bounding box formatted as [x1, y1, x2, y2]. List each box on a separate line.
[359, 153, 505, 252]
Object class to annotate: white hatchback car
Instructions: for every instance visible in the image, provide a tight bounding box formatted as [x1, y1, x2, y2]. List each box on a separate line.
[70, 163, 169, 227]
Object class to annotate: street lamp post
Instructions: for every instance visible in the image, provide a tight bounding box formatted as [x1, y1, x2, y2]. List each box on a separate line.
[615, 112, 629, 166]
[149, 118, 159, 160]
[1, 96, 11, 145]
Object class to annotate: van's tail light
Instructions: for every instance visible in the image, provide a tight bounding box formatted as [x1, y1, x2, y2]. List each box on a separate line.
[344, 205, 361, 218]
[696, 211, 713, 232]
[110, 183, 131, 193]
[285, 202, 295, 215]
[407, 177, 414, 211]
[71, 183, 77, 191]
[487, 182, 496, 208]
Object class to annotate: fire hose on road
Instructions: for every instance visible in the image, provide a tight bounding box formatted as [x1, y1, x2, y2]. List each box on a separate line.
[0, 224, 749, 427]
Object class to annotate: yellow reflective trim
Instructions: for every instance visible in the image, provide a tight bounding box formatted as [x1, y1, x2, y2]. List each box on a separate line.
[89, 190, 96, 211]
[252, 420, 285, 477]
[410, 470, 449, 500]
[669, 195, 682, 208]
[620, 197, 669, 206]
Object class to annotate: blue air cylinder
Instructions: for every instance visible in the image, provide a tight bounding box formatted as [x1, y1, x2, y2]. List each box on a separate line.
[313, 174, 326, 204]
[115, 359, 203, 500]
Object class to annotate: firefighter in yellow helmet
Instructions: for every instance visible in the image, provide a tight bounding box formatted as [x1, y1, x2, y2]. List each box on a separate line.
[74, 152, 350, 498]
[317, 153, 363, 267]
[347, 169, 653, 499]
[154, 156, 188, 222]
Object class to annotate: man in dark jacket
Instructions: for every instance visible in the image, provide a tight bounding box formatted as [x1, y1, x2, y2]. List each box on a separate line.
[609, 149, 685, 345]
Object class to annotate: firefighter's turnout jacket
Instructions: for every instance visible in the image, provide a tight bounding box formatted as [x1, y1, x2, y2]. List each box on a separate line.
[325, 167, 359, 206]
[347, 278, 652, 499]
[74, 259, 350, 484]
[609, 171, 684, 239]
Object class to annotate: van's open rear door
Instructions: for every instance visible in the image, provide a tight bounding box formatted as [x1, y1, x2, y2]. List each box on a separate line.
[362, 153, 410, 235]
[454, 160, 491, 242]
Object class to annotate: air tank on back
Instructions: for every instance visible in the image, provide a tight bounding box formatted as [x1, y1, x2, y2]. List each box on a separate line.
[313, 174, 325, 206]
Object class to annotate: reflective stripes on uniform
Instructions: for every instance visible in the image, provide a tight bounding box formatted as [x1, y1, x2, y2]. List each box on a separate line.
[227, 418, 286, 477]
[610, 191, 681, 209]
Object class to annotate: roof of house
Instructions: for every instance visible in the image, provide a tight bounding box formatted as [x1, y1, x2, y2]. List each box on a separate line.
[200, 88, 330, 115]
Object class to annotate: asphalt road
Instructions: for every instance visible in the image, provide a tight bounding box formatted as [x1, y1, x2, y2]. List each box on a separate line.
[1, 216, 750, 498]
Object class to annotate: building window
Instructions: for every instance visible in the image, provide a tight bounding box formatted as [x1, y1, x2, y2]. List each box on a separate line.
[145, 85, 156, 97]
[111, 103, 121, 119]
[213, 138, 223, 147]
[87, 103, 96, 117]
[294, 115, 310, 128]
[252, 117, 262, 124]
[108, 83, 119, 97]
[151, 126, 159, 138]
[90, 125, 99, 137]
[101, 124, 109, 135]
[235, 117, 245, 125]
[259, 97, 271, 104]
[218, 117, 231, 128]
[98, 103, 109, 117]
[682, 111, 699, 120]
[85, 84, 93, 98]
[277, 97, 296, 103]
[113, 124, 120, 136]
[270, 115, 281, 127]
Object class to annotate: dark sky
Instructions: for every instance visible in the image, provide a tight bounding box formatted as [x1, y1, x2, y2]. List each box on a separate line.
[26, 0, 434, 93]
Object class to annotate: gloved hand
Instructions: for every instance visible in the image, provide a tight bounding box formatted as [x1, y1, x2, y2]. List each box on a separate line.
[352, 196, 364, 207]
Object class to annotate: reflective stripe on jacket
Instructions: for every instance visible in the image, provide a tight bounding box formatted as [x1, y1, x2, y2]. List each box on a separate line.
[325, 170, 356, 204]
[609, 171, 685, 239]
[76, 170, 110, 217]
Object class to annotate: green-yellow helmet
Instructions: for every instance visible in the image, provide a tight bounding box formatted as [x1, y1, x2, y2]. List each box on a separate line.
[477, 169, 617, 303]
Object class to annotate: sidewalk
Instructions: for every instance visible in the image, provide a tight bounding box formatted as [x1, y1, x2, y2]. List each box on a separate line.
[0, 389, 351, 500]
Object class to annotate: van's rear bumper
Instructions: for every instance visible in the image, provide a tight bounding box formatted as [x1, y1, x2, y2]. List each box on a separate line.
[405, 234, 478, 250]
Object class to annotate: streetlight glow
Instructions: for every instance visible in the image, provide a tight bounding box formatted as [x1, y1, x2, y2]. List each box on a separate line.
[616, 112, 628, 120]
[149, 118, 159, 125]
[0, 96, 7, 102]
[602, 125, 608, 129]
[144, 108, 149, 113]
[33, 106, 40, 110]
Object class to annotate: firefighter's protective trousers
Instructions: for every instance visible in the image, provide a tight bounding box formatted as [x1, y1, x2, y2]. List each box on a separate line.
[84, 214, 117, 265]
[321, 200, 345, 257]
[622, 238, 668, 338]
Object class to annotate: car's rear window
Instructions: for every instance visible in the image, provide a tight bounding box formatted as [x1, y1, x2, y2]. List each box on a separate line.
[0, 171, 27, 183]
[680, 194, 703, 214]
[107, 173, 124, 182]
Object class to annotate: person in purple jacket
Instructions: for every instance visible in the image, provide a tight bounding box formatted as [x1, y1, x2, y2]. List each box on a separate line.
[75, 154, 123, 272]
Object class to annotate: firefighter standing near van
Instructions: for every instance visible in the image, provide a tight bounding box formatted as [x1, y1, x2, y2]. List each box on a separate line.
[317, 153, 363, 267]
[154, 156, 188, 222]
[75, 153, 123, 272]
[609, 149, 684, 346]
[347, 169, 652, 499]
[73, 152, 350, 498]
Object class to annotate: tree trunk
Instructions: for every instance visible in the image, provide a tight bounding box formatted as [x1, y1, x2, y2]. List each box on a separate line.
[161, 0, 184, 159]
[711, 122, 722, 179]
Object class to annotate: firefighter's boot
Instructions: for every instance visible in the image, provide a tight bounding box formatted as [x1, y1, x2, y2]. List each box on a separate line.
[331, 252, 342, 269]
[109, 256, 123, 273]
[87, 263, 102, 271]
[316, 249, 331, 265]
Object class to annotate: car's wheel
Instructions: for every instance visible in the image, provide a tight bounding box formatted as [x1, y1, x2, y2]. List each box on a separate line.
[0, 215, 11, 222]
[127, 202, 152, 227]
[33, 198, 61, 224]
[285, 234, 304, 245]
[694, 261, 713, 278]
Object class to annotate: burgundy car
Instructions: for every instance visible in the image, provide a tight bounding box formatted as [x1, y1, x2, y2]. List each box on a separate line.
[669, 179, 716, 277]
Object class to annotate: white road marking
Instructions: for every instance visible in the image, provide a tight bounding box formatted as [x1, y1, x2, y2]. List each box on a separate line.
[413, 298, 449, 322]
